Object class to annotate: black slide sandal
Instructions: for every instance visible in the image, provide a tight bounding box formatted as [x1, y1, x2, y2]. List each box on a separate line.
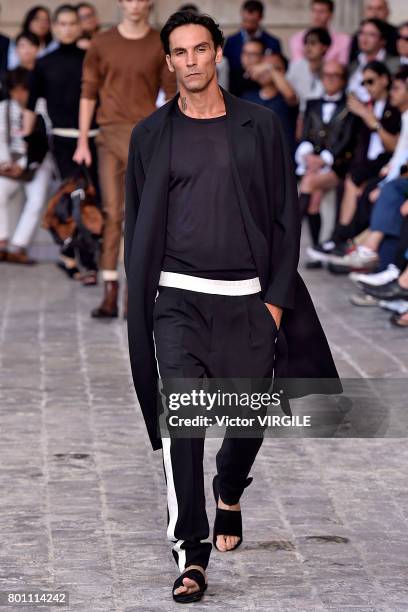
[212, 474, 252, 552]
[172, 568, 207, 603]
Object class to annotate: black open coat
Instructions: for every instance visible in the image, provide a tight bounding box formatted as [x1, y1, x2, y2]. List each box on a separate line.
[124, 88, 340, 452]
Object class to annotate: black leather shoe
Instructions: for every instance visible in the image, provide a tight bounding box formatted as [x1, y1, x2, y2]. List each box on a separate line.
[362, 280, 408, 301]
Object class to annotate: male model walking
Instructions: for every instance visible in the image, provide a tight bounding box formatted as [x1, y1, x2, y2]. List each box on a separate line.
[74, 0, 176, 317]
[125, 10, 339, 603]
[24, 4, 100, 281]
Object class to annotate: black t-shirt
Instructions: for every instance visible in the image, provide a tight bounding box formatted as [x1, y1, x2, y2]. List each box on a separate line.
[162, 103, 256, 280]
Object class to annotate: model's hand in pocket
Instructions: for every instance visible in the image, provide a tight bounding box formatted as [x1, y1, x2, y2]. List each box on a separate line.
[264, 303, 282, 331]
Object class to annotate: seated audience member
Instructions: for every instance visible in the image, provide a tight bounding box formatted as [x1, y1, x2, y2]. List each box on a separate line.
[0, 68, 52, 265]
[397, 22, 408, 67]
[8, 6, 58, 70]
[309, 61, 401, 262]
[295, 61, 358, 249]
[290, 0, 350, 65]
[357, 238, 408, 327]
[76, 2, 100, 50]
[287, 27, 331, 115]
[223, 0, 281, 96]
[348, 18, 400, 102]
[325, 68, 408, 272]
[14, 32, 40, 70]
[349, 0, 398, 63]
[242, 50, 298, 155]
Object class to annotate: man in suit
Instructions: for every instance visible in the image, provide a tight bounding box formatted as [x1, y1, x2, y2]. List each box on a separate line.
[348, 18, 400, 102]
[295, 61, 359, 250]
[125, 9, 340, 604]
[349, 0, 398, 62]
[222, 0, 281, 96]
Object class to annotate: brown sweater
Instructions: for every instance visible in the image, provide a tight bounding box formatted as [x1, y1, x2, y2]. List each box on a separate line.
[82, 26, 177, 126]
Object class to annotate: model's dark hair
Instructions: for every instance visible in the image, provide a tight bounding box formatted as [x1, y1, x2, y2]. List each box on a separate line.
[53, 4, 78, 23]
[22, 6, 52, 45]
[5, 67, 30, 91]
[363, 60, 392, 87]
[242, 1, 264, 16]
[160, 10, 224, 55]
[311, 0, 334, 12]
[303, 27, 332, 47]
[178, 3, 199, 12]
[394, 66, 408, 84]
[15, 30, 40, 47]
[360, 18, 389, 40]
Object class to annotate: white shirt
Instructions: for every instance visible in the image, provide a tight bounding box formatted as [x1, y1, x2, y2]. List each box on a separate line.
[367, 99, 386, 160]
[347, 48, 386, 102]
[287, 58, 324, 113]
[383, 109, 408, 181]
[0, 99, 27, 167]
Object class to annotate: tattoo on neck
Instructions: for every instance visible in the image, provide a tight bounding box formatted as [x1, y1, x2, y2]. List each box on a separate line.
[181, 97, 187, 111]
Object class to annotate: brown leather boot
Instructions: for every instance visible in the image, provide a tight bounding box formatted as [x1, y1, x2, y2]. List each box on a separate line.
[91, 280, 119, 318]
[6, 248, 36, 265]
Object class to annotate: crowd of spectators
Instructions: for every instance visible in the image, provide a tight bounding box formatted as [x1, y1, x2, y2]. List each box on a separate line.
[0, 0, 407, 327]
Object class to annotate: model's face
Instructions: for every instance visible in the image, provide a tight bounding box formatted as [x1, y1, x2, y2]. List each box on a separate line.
[365, 0, 389, 21]
[362, 68, 388, 100]
[78, 5, 99, 35]
[358, 23, 384, 54]
[166, 24, 222, 93]
[321, 62, 345, 96]
[390, 78, 408, 110]
[54, 11, 81, 44]
[311, 3, 332, 28]
[241, 10, 262, 35]
[119, 0, 152, 23]
[241, 41, 264, 70]
[29, 9, 50, 39]
[16, 38, 39, 67]
[304, 35, 327, 61]
[397, 26, 408, 58]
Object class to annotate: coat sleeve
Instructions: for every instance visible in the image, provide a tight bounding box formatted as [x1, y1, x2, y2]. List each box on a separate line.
[124, 125, 145, 279]
[263, 111, 301, 310]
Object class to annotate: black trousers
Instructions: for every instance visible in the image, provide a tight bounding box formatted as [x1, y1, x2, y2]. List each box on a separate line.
[152, 285, 277, 571]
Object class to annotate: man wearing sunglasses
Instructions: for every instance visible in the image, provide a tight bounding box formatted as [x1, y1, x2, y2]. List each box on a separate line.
[348, 18, 400, 102]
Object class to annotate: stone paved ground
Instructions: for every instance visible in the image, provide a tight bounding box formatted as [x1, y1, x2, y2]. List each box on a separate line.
[1, 259, 408, 612]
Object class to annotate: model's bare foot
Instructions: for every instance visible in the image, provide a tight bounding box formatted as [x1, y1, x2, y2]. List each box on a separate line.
[216, 498, 241, 551]
[173, 565, 207, 596]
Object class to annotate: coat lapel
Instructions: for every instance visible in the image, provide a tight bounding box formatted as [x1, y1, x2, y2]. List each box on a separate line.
[221, 88, 257, 206]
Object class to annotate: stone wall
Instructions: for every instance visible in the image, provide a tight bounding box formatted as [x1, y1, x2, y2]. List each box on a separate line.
[0, 0, 363, 45]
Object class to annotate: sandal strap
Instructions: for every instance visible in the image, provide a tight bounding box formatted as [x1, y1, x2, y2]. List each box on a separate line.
[173, 568, 206, 592]
[213, 507, 242, 538]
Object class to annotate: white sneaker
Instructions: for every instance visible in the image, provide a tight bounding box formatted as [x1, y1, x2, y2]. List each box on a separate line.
[379, 299, 408, 314]
[349, 264, 400, 286]
[330, 246, 379, 270]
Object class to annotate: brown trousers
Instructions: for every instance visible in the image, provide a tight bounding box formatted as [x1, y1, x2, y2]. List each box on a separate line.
[96, 123, 134, 272]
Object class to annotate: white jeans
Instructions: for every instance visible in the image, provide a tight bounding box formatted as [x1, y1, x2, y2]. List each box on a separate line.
[0, 153, 54, 248]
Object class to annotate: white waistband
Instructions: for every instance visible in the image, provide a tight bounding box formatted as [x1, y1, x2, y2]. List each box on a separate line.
[158, 271, 262, 295]
[52, 128, 99, 138]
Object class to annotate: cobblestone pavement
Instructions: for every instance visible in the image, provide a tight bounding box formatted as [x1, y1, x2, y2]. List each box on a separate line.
[0, 260, 407, 612]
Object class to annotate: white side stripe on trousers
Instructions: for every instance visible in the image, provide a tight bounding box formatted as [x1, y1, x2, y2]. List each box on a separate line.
[152, 305, 186, 572]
